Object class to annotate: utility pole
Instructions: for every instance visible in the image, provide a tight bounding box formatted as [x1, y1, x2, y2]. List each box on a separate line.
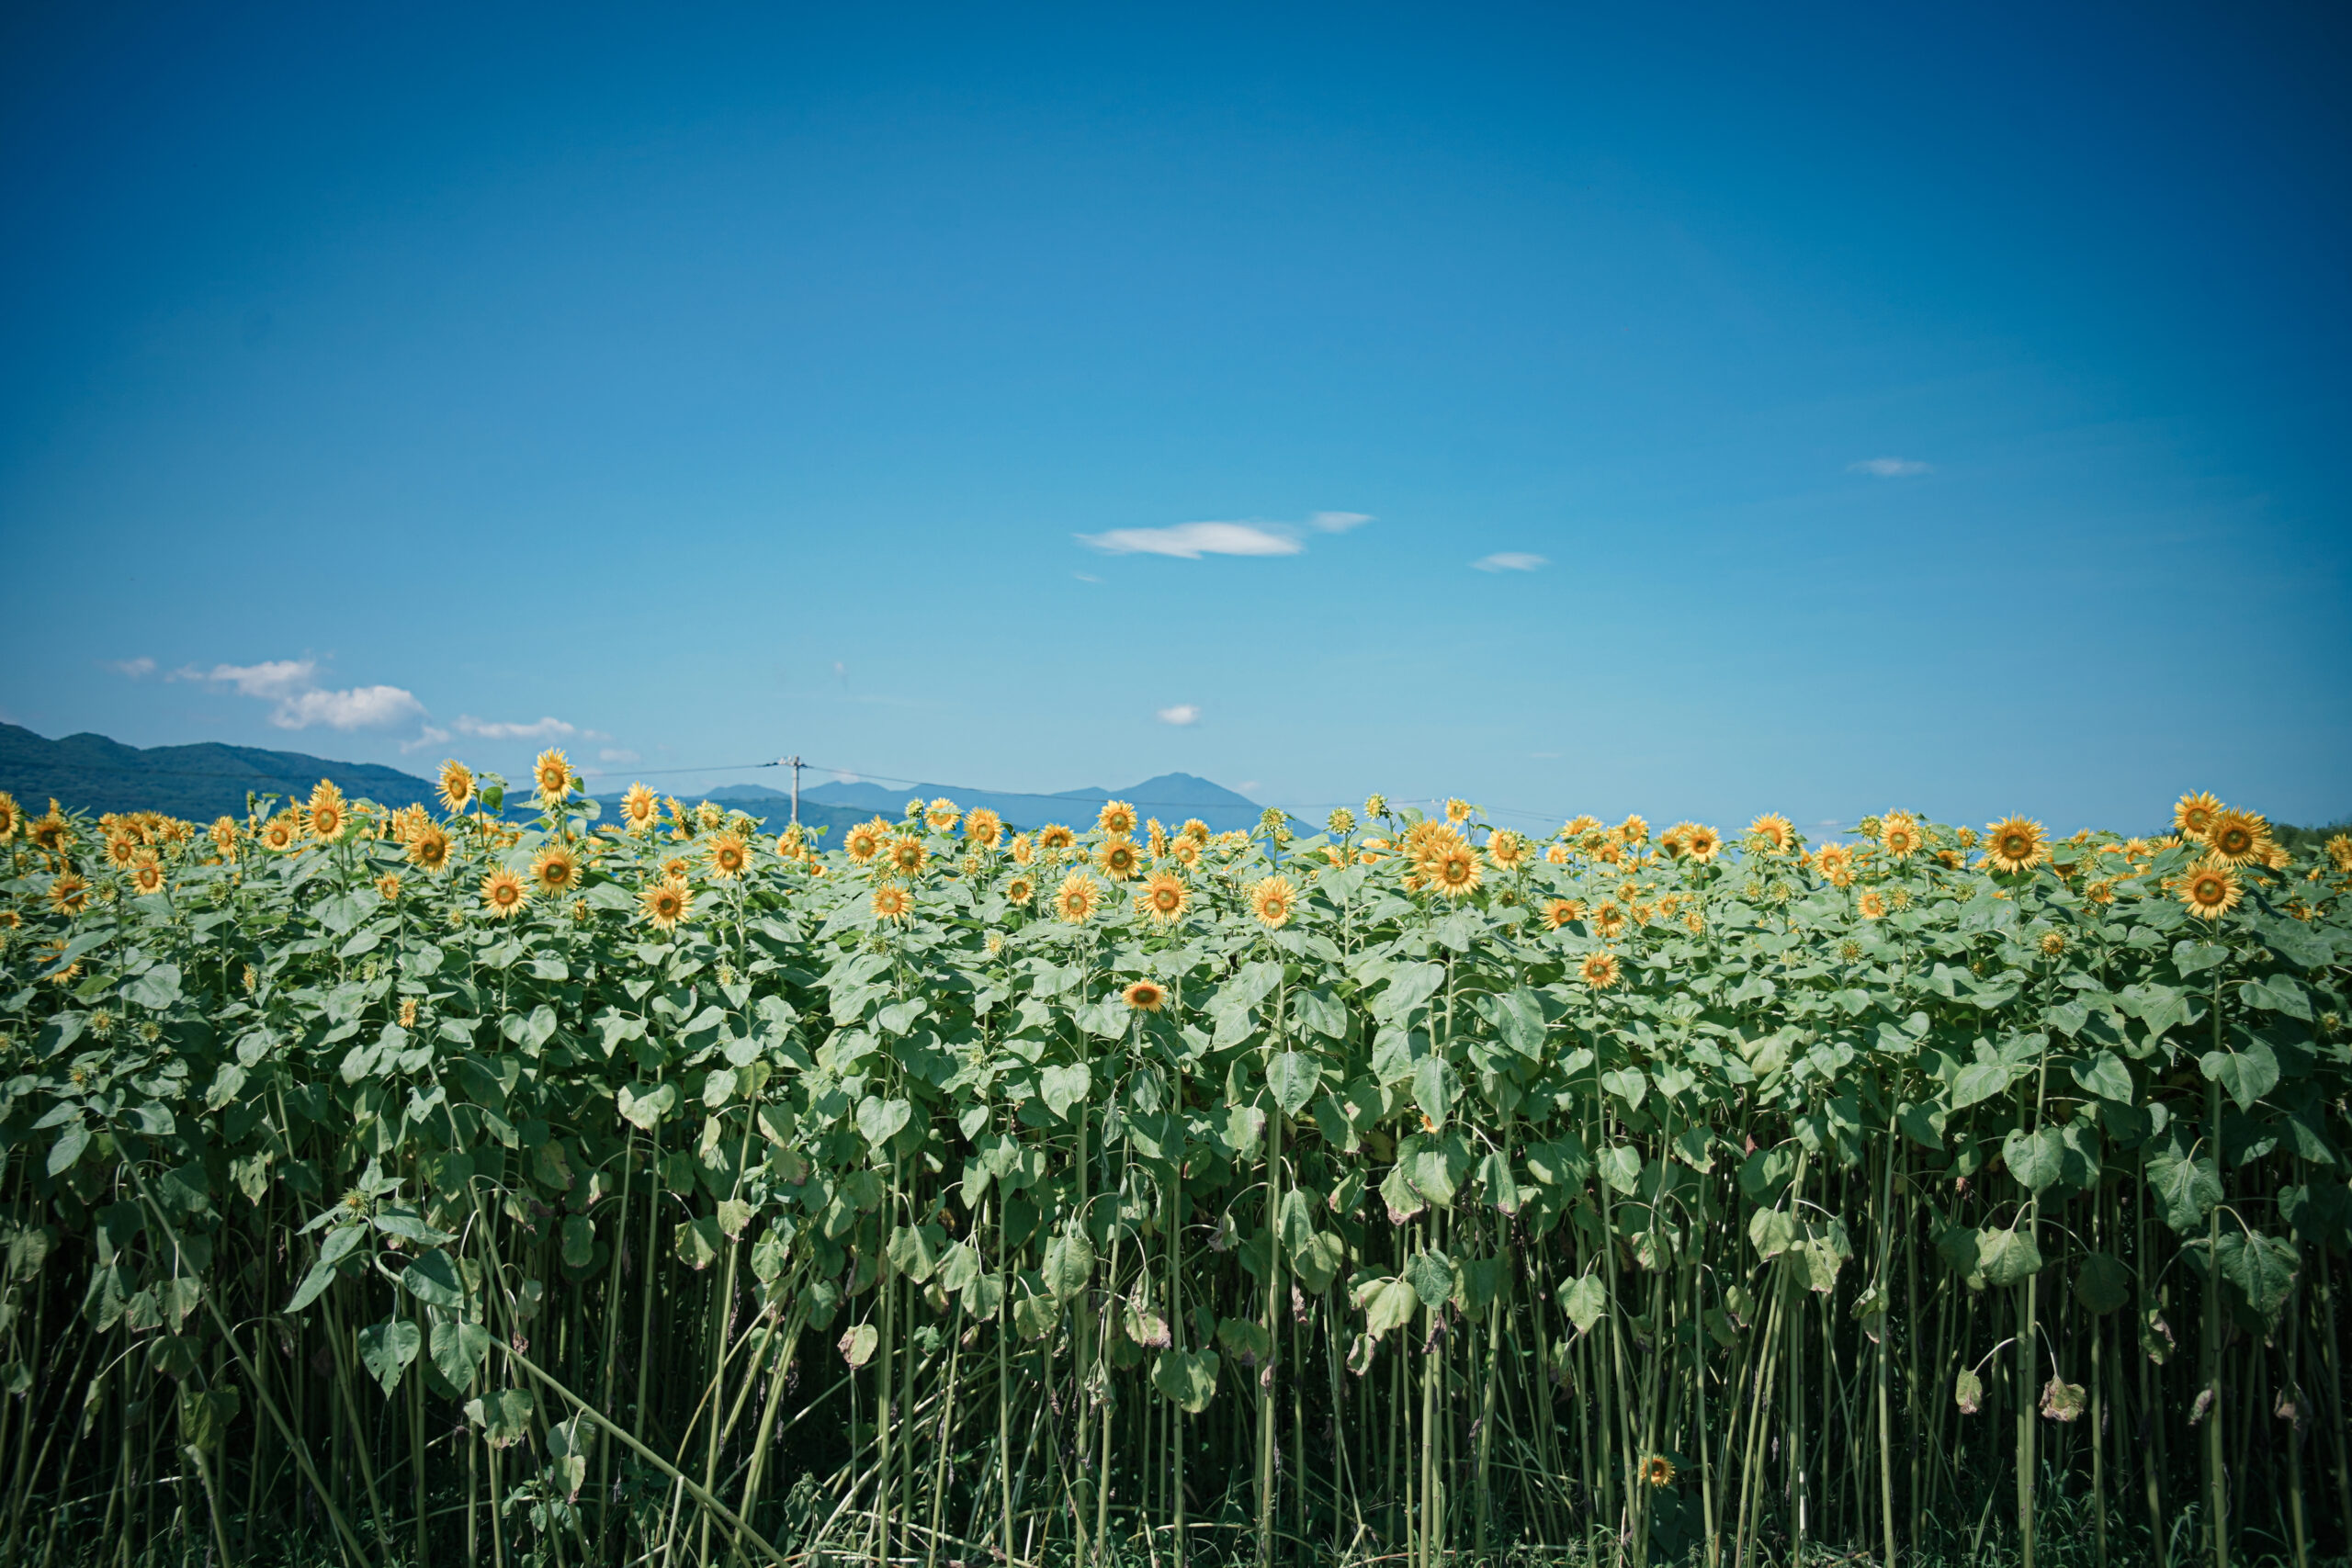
[781, 755, 804, 826]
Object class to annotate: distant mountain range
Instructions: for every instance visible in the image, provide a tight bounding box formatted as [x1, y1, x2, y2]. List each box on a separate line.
[0, 724, 1265, 836]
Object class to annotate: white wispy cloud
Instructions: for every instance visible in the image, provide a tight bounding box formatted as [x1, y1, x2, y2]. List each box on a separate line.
[400, 726, 453, 754]
[1310, 511, 1374, 533]
[1156, 705, 1201, 727]
[600, 748, 639, 763]
[1849, 457, 1932, 477]
[1472, 552, 1547, 572]
[175, 659, 425, 730]
[105, 657, 156, 678]
[455, 715, 578, 740]
[1078, 522, 1304, 558]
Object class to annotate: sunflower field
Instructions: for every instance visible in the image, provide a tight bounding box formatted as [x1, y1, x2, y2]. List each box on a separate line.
[0, 761, 2348, 1568]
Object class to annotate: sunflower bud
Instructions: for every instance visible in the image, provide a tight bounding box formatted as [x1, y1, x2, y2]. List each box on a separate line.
[1326, 807, 1356, 837]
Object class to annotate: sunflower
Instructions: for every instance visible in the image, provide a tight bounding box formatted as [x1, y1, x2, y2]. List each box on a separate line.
[2202, 809, 2270, 868]
[1618, 815, 1649, 846]
[1593, 901, 1628, 940]
[532, 845, 581, 896]
[0, 793, 17, 840]
[1008, 832, 1035, 865]
[435, 761, 475, 815]
[1815, 843, 1856, 888]
[1182, 818, 1211, 842]
[101, 834, 139, 869]
[1430, 845, 1483, 899]
[1542, 897, 1581, 931]
[888, 836, 927, 877]
[209, 816, 239, 860]
[533, 749, 574, 807]
[706, 832, 750, 881]
[1004, 874, 1035, 906]
[1680, 824, 1722, 863]
[1748, 813, 1793, 852]
[1123, 979, 1167, 1012]
[260, 813, 301, 853]
[871, 884, 912, 923]
[2327, 833, 2352, 873]
[844, 819, 888, 865]
[1645, 1454, 1677, 1488]
[1097, 837, 1141, 881]
[1039, 824, 1077, 854]
[1097, 799, 1138, 837]
[46, 873, 91, 915]
[1487, 829, 1530, 871]
[1879, 812, 1922, 859]
[1542, 844, 1566, 864]
[639, 878, 693, 931]
[1682, 909, 1705, 935]
[2180, 863, 2241, 921]
[481, 868, 529, 919]
[1579, 951, 1622, 989]
[618, 783, 659, 836]
[921, 797, 958, 834]
[2039, 931, 2067, 956]
[1055, 873, 1102, 925]
[1445, 798, 1473, 825]
[1136, 871, 1190, 925]
[661, 856, 691, 882]
[1249, 875, 1299, 929]
[1858, 890, 1887, 920]
[307, 782, 349, 842]
[2086, 879, 2116, 906]
[374, 872, 401, 902]
[1984, 817, 2047, 875]
[1170, 837, 1203, 868]
[406, 824, 453, 874]
[120, 855, 166, 897]
[964, 807, 1004, 850]
[2173, 792, 2222, 842]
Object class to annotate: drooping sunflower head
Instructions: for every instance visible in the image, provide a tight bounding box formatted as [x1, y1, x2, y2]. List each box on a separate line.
[1618, 814, 1649, 846]
[307, 781, 348, 842]
[129, 855, 167, 897]
[1748, 813, 1793, 852]
[695, 800, 723, 832]
[374, 871, 401, 902]
[1004, 874, 1035, 906]
[925, 797, 960, 833]
[1097, 799, 1138, 838]
[965, 807, 1004, 850]
[1136, 871, 1190, 924]
[1249, 874, 1299, 929]
[1123, 979, 1166, 1013]
[707, 832, 750, 881]
[639, 878, 692, 931]
[532, 749, 574, 806]
[888, 836, 927, 877]
[1487, 829, 1529, 871]
[1644, 1454, 1677, 1489]
[1984, 817, 2047, 875]
[2202, 809, 2270, 868]
[871, 884, 912, 924]
[407, 824, 452, 874]
[1859, 890, 1887, 919]
[1430, 845, 1483, 899]
[1445, 797, 1473, 825]
[621, 783, 659, 835]
[2173, 792, 2222, 842]
[843, 819, 887, 865]
[1055, 872, 1101, 925]
[1579, 950, 1622, 990]
[532, 845, 581, 896]
[1542, 897, 1580, 931]
[1039, 824, 1077, 854]
[1324, 807, 1356, 838]
[2180, 863, 2242, 922]
[1097, 837, 1141, 881]
[438, 761, 475, 814]
[480, 868, 529, 919]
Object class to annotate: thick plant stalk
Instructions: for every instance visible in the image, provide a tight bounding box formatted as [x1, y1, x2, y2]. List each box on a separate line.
[2205, 1073, 2227, 1568]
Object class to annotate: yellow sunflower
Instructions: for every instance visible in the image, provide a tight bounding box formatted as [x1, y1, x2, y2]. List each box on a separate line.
[924, 797, 960, 833]
[533, 749, 574, 806]
[1055, 873, 1102, 925]
[843, 819, 888, 865]
[480, 868, 529, 919]
[1004, 874, 1035, 906]
[1010, 832, 1035, 865]
[438, 761, 475, 814]
[1123, 979, 1167, 1012]
[1135, 871, 1190, 924]
[0, 793, 17, 840]
[2180, 863, 2241, 921]
[1858, 890, 1887, 920]
[2327, 833, 2352, 873]
[1748, 813, 1793, 852]
[1249, 875, 1299, 929]
[1644, 1454, 1677, 1488]
[307, 781, 349, 842]
[1170, 836, 1202, 868]
[1430, 845, 1483, 899]
[407, 824, 453, 874]
[532, 845, 581, 896]
[260, 813, 301, 853]
[2202, 809, 2270, 868]
[1097, 799, 1138, 837]
[1542, 897, 1582, 931]
[1181, 818, 1211, 842]
[374, 872, 401, 902]
[1579, 951, 1622, 990]
[1984, 817, 2047, 875]
[1039, 824, 1077, 853]
[1593, 901, 1628, 940]
[103, 834, 140, 869]
[209, 816, 239, 861]
[2173, 792, 2222, 842]
[707, 832, 750, 881]
[1544, 844, 1569, 865]
[1619, 815, 1649, 846]
[1680, 824, 1722, 863]
[46, 873, 90, 916]
[1097, 837, 1141, 881]
[662, 855, 691, 882]
[1814, 843, 1856, 888]
[1561, 814, 1601, 839]
[888, 835, 927, 877]
[965, 807, 1004, 850]
[639, 878, 693, 931]
[1879, 812, 1922, 859]
[1445, 798, 1473, 824]
[1487, 829, 1530, 871]
[620, 783, 660, 836]
[124, 855, 166, 897]
[871, 884, 912, 923]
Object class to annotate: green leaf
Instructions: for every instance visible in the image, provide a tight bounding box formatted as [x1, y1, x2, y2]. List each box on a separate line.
[124, 964, 183, 1010]
[2075, 1251, 2131, 1315]
[2200, 1043, 2279, 1111]
[1976, 1227, 2045, 1288]
[838, 1324, 878, 1367]
[856, 1095, 913, 1148]
[1360, 1276, 1422, 1337]
[430, 1318, 495, 1388]
[1598, 1144, 1642, 1197]
[1038, 1065, 1091, 1121]
[400, 1248, 466, 1312]
[2214, 1230, 2300, 1325]
[1267, 1052, 1317, 1116]
[1151, 1348, 1219, 1412]
[616, 1082, 677, 1131]
[2070, 1050, 2134, 1104]
[1492, 987, 1547, 1057]
[560, 1214, 594, 1270]
[1563, 1272, 1607, 1336]
[2243, 975, 2312, 1021]
[673, 1216, 721, 1270]
[1043, 1230, 1095, 1303]
[2146, 1146, 2223, 1234]
[1951, 1060, 2023, 1111]
[358, 1317, 422, 1396]
[1405, 1249, 1454, 1309]
[464, 1388, 534, 1448]
[2002, 1127, 2065, 1194]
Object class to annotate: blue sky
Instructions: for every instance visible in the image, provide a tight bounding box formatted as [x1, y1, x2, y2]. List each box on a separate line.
[3, 1, 2346, 834]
